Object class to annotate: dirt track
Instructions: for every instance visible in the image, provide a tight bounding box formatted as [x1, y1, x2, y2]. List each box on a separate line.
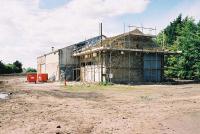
[0, 76, 200, 134]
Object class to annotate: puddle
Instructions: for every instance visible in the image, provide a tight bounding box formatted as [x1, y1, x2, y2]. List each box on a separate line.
[0, 92, 9, 99]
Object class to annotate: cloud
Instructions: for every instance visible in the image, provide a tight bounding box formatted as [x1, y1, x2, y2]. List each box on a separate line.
[66, 0, 149, 17]
[0, 0, 149, 67]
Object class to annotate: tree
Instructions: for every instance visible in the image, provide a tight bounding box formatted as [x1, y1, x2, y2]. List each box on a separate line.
[156, 31, 167, 48]
[5, 64, 15, 74]
[13, 60, 23, 73]
[0, 61, 5, 74]
[175, 17, 200, 79]
[164, 14, 183, 47]
[0, 60, 24, 74]
[157, 15, 200, 80]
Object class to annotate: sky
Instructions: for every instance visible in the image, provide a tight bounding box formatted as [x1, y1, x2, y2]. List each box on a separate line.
[0, 0, 200, 68]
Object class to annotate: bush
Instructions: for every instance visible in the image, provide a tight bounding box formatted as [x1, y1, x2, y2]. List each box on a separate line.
[26, 67, 37, 73]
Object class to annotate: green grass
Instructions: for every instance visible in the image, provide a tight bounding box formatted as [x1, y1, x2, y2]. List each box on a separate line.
[60, 83, 139, 92]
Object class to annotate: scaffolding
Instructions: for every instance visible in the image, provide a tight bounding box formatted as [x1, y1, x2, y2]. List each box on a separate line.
[72, 25, 178, 84]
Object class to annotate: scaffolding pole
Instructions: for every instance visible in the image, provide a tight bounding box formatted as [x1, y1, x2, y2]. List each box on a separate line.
[128, 25, 131, 83]
[109, 51, 112, 83]
[100, 23, 103, 83]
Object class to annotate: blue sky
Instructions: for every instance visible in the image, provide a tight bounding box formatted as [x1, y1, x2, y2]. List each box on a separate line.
[39, 0, 69, 9]
[119, 0, 180, 21]
[1, 0, 200, 67]
[39, 0, 180, 11]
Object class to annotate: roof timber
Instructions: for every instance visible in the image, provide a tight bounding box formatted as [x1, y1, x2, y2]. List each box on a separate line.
[73, 29, 181, 57]
[72, 46, 180, 56]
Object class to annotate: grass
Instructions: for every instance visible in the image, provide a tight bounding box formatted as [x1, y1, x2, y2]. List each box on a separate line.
[140, 95, 153, 101]
[60, 82, 139, 92]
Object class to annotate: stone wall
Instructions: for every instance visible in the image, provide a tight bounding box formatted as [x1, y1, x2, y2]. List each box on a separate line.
[105, 51, 143, 83]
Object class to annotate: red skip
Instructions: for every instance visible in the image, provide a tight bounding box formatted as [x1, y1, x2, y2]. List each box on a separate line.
[27, 73, 37, 83]
[38, 73, 48, 82]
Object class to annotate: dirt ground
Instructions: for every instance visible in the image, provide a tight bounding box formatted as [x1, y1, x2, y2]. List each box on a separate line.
[0, 76, 200, 134]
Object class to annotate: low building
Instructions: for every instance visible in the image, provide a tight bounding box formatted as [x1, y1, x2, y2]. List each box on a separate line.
[37, 29, 176, 83]
[37, 36, 104, 81]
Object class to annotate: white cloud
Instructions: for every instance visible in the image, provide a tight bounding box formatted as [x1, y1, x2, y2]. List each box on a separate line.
[0, 0, 149, 68]
[66, 0, 149, 17]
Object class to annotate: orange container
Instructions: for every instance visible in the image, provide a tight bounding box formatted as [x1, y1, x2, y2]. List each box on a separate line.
[38, 73, 48, 82]
[27, 73, 37, 82]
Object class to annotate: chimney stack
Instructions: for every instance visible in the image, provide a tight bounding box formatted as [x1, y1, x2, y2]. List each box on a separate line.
[52, 47, 54, 52]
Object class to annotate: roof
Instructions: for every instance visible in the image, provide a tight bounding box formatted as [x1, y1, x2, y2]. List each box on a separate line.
[131, 28, 144, 35]
[73, 47, 181, 56]
[76, 29, 155, 49]
[72, 29, 180, 56]
[37, 35, 106, 59]
[37, 49, 59, 59]
[110, 29, 156, 40]
[75, 35, 106, 47]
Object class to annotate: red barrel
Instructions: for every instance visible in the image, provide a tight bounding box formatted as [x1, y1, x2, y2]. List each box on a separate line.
[38, 73, 48, 82]
[27, 73, 37, 83]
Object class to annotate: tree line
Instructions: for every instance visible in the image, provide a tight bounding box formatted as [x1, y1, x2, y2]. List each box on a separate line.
[156, 14, 200, 80]
[0, 60, 36, 74]
[0, 60, 23, 74]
